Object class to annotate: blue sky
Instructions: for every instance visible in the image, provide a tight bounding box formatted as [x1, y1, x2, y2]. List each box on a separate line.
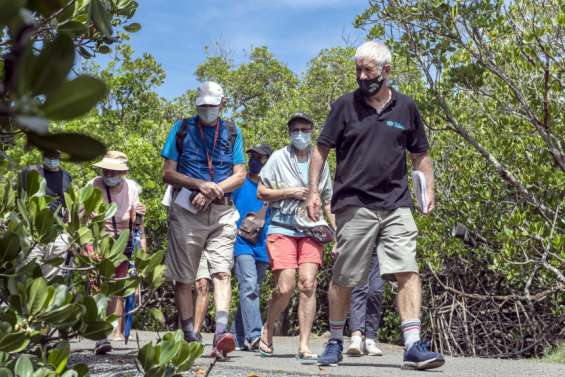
[101, 0, 369, 100]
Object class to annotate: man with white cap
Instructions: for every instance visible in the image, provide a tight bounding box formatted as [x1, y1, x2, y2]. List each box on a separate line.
[161, 81, 246, 359]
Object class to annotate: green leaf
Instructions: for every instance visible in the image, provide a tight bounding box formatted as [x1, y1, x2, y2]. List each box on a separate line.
[123, 23, 141, 32]
[0, 368, 13, 377]
[178, 342, 203, 371]
[149, 265, 167, 289]
[83, 187, 103, 214]
[97, 45, 112, 54]
[58, 21, 88, 36]
[0, 232, 21, 263]
[82, 296, 98, 322]
[89, 0, 112, 38]
[34, 208, 58, 243]
[159, 333, 182, 365]
[38, 303, 81, 326]
[31, 33, 75, 95]
[40, 76, 108, 120]
[138, 342, 157, 371]
[149, 308, 165, 326]
[48, 341, 70, 374]
[28, 0, 67, 17]
[107, 230, 129, 260]
[27, 277, 49, 316]
[81, 321, 112, 340]
[24, 171, 46, 198]
[27, 132, 106, 162]
[71, 364, 89, 377]
[15, 355, 33, 377]
[0, 0, 25, 26]
[0, 332, 30, 353]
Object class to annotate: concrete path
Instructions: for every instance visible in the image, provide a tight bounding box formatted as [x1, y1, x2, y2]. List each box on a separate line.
[69, 331, 565, 377]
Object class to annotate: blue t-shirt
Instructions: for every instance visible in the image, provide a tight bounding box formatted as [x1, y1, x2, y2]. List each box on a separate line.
[161, 117, 245, 183]
[233, 177, 270, 263]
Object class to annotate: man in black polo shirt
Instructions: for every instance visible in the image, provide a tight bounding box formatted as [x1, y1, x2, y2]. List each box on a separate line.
[308, 41, 444, 370]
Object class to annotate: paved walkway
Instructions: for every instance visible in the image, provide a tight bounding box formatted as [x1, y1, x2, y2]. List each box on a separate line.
[69, 331, 565, 377]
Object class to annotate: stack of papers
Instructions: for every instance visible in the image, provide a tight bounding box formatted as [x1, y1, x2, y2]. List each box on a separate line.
[412, 170, 428, 214]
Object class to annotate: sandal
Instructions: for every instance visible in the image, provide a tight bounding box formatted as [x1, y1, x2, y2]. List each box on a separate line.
[296, 350, 318, 364]
[258, 327, 273, 357]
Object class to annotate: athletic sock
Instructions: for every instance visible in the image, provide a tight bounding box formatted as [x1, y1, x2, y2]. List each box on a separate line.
[401, 319, 421, 350]
[180, 318, 194, 334]
[215, 310, 229, 336]
[329, 319, 346, 341]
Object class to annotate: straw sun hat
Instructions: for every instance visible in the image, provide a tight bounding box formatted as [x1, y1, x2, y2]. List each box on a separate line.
[92, 151, 129, 171]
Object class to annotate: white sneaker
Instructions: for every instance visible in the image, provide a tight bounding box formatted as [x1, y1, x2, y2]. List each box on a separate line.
[346, 335, 364, 356]
[364, 338, 383, 356]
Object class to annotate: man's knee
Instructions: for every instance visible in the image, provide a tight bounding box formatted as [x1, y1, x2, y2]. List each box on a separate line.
[298, 278, 317, 296]
[395, 271, 420, 287]
[276, 280, 295, 296]
[213, 272, 231, 281]
[195, 279, 210, 295]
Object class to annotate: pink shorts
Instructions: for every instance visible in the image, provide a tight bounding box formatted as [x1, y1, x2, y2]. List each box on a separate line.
[266, 234, 324, 271]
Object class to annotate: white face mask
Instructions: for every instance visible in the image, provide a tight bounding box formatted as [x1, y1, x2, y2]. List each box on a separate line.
[44, 158, 60, 170]
[103, 176, 123, 187]
[291, 131, 311, 150]
[198, 106, 220, 125]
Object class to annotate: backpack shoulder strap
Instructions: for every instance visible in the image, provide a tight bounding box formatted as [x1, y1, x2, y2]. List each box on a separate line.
[175, 119, 190, 158]
[224, 121, 237, 148]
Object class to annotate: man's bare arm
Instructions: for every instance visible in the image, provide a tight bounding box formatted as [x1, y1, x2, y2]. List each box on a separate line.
[217, 164, 246, 193]
[162, 159, 223, 199]
[257, 183, 307, 203]
[411, 151, 435, 212]
[308, 143, 330, 193]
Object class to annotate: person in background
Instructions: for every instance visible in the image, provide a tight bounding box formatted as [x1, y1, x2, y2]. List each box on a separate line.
[346, 246, 385, 357]
[231, 144, 273, 351]
[90, 151, 146, 355]
[21, 150, 73, 280]
[257, 113, 334, 363]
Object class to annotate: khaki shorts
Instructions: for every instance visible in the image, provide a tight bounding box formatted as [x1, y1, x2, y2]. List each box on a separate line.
[165, 200, 239, 284]
[332, 207, 418, 286]
[196, 253, 211, 281]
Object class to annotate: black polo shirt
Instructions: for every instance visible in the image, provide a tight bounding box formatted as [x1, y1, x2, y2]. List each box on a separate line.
[318, 88, 429, 212]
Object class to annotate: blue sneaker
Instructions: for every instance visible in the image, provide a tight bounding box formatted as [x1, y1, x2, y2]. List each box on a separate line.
[317, 339, 343, 366]
[402, 340, 445, 370]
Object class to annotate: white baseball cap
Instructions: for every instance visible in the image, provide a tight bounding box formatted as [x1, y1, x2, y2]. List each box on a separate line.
[195, 81, 224, 106]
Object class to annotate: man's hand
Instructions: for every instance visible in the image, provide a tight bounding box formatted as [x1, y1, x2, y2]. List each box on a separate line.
[289, 187, 309, 201]
[198, 181, 224, 200]
[191, 192, 212, 211]
[425, 189, 436, 214]
[307, 190, 322, 221]
[331, 243, 338, 258]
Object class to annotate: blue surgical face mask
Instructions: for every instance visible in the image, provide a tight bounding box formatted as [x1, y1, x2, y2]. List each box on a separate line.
[44, 158, 60, 170]
[248, 158, 264, 174]
[103, 176, 122, 187]
[197, 106, 220, 125]
[290, 131, 311, 151]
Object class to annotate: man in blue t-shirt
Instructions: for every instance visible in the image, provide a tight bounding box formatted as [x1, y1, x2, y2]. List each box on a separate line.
[161, 81, 246, 359]
[230, 143, 273, 351]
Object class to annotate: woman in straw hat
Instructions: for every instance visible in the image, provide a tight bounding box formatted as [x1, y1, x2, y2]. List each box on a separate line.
[90, 151, 146, 354]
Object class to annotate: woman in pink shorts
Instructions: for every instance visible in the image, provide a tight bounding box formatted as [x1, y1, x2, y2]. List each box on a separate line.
[257, 113, 335, 362]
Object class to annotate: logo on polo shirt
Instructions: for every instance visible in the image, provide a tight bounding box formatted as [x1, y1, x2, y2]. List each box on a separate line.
[386, 120, 406, 130]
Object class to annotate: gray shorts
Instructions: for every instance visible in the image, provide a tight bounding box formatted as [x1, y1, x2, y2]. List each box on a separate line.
[165, 200, 239, 284]
[332, 207, 418, 286]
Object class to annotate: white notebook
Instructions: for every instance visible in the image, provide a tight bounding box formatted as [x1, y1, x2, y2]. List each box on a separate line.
[173, 187, 199, 214]
[412, 170, 428, 214]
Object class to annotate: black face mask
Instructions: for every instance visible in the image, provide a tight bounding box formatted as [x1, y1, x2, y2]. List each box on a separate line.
[357, 75, 385, 97]
[248, 158, 264, 174]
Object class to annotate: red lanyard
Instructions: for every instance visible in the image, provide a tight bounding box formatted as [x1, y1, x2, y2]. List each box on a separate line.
[197, 120, 220, 181]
